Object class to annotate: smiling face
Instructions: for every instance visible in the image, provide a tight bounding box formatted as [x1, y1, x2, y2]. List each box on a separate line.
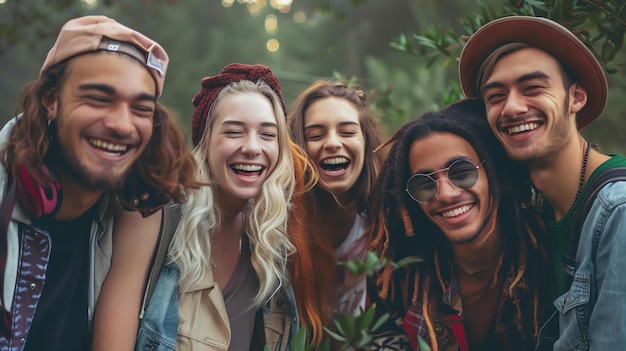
[303, 97, 365, 197]
[408, 132, 491, 244]
[208, 92, 279, 206]
[481, 47, 585, 163]
[43, 52, 156, 191]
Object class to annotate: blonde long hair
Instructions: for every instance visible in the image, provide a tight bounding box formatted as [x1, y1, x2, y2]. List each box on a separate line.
[169, 79, 296, 307]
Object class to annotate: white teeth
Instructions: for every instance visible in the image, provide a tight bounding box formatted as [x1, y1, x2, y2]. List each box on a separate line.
[508, 123, 539, 135]
[321, 156, 349, 165]
[232, 164, 263, 172]
[441, 204, 472, 218]
[89, 138, 128, 152]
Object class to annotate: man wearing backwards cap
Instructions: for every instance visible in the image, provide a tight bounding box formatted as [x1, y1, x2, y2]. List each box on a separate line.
[459, 16, 626, 350]
[0, 15, 200, 351]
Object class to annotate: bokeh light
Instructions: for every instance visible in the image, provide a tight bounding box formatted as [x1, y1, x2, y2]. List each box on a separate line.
[266, 39, 280, 52]
[265, 15, 278, 34]
[293, 11, 306, 23]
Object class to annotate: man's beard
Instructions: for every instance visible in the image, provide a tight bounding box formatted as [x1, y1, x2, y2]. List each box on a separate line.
[47, 129, 128, 192]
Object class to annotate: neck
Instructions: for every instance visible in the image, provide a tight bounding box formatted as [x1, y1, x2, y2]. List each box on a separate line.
[311, 188, 358, 249]
[452, 217, 503, 275]
[54, 172, 104, 221]
[529, 136, 607, 221]
[316, 186, 357, 212]
[215, 191, 248, 221]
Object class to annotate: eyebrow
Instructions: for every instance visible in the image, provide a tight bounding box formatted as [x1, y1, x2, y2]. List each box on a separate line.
[304, 121, 360, 130]
[413, 156, 471, 175]
[78, 83, 156, 102]
[482, 71, 551, 92]
[221, 120, 278, 128]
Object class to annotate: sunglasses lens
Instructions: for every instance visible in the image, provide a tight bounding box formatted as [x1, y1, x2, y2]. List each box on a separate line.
[407, 175, 437, 203]
[449, 160, 479, 189]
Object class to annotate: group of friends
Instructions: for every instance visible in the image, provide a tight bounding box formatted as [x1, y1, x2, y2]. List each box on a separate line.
[0, 13, 623, 351]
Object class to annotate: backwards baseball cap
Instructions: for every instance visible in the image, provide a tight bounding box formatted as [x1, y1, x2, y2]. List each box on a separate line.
[459, 16, 608, 129]
[41, 15, 169, 97]
[190, 63, 286, 147]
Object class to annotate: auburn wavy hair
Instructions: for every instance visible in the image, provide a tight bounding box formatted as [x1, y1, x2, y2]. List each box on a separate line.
[287, 80, 385, 345]
[2, 58, 201, 206]
[367, 98, 551, 350]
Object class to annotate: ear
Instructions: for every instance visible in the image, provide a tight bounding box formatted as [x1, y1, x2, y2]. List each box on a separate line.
[41, 90, 58, 121]
[569, 83, 587, 115]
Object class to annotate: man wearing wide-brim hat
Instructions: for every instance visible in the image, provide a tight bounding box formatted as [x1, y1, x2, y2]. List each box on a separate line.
[459, 15, 626, 350]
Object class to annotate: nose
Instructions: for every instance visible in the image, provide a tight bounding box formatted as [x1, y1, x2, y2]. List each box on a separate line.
[500, 91, 528, 118]
[242, 135, 262, 158]
[323, 131, 342, 151]
[104, 104, 135, 137]
[434, 177, 463, 202]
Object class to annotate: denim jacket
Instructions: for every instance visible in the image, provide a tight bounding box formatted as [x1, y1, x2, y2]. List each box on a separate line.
[135, 262, 233, 351]
[135, 264, 180, 351]
[263, 284, 299, 351]
[537, 179, 626, 350]
[136, 264, 297, 351]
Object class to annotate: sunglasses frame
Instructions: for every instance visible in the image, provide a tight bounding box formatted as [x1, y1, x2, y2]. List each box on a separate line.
[405, 159, 485, 203]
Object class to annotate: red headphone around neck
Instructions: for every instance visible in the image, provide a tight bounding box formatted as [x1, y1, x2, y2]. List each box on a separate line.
[15, 164, 62, 218]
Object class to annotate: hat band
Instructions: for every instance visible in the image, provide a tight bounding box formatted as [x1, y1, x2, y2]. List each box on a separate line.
[97, 37, 164, 78]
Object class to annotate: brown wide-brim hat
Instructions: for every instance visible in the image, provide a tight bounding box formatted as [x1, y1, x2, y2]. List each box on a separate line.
[459, 16, 608, 129]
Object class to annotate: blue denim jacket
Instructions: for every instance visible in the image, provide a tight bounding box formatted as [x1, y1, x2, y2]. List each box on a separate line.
[136, 263, 298, 351]
[134, 263, 179, 351]
[537, 180, 626, 350]
[262, 284, 299, 351]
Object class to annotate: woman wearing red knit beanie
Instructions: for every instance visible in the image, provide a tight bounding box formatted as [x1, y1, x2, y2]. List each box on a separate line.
[133, 63, 314, 351]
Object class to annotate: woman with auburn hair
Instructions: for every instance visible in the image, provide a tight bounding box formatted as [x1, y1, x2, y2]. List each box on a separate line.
[277, 80, 385, 346]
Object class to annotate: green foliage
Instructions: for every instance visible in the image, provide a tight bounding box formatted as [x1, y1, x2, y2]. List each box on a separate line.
[323, 303, 389, 350]
[390, 0, 626, 74]
[274, 251, 421, 351]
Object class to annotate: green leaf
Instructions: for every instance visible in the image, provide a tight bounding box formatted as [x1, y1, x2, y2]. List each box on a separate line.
[323, 327, 346, 342]
[393, 256, 423, 270]
[418, 335, 432, 351]
[289, 326, 307, 351]
[370, 313, 390, 332]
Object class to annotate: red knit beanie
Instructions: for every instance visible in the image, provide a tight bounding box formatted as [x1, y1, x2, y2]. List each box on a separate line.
[191, 63, 286, 147]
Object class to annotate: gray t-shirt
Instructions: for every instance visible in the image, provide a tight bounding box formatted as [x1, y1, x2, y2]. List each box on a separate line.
[223, 235, 258, 350]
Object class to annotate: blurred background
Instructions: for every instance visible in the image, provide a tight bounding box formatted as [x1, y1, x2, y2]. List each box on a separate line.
[1, 0, 624, 153]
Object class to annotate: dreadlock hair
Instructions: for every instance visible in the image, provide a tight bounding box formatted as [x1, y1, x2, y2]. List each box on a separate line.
[287, 80, 385, 345]
[2, 55, 201, 207]
[366, 98, 550, 350]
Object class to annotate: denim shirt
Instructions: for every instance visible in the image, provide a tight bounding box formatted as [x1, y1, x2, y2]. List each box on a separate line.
[537, 178, 626, 350]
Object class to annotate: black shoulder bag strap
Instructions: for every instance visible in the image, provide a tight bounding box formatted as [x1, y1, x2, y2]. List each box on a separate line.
[561, 167, 626, 288]
[139, 204, 180, 319]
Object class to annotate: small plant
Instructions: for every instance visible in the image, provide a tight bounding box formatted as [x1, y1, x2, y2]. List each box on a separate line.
[268, 251, 422, 350]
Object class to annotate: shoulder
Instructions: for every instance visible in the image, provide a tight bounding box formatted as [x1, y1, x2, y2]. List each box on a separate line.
[596, 181, 626, 207]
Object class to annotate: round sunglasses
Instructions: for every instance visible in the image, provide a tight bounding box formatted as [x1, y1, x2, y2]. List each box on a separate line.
[405, 159, 485, 203]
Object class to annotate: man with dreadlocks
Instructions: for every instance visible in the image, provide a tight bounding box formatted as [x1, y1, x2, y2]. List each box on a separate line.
[366, 98, 552, 351]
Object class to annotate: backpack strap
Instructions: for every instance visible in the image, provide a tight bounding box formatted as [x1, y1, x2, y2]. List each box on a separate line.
[561, 167, 626, 287]
[139, 204, 180, 319]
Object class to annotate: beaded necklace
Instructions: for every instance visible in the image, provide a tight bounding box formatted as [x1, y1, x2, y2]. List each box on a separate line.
[565, 141, 591, 235]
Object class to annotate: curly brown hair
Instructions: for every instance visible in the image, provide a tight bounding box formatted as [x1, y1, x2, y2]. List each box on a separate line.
[2, 59, 201, 209]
